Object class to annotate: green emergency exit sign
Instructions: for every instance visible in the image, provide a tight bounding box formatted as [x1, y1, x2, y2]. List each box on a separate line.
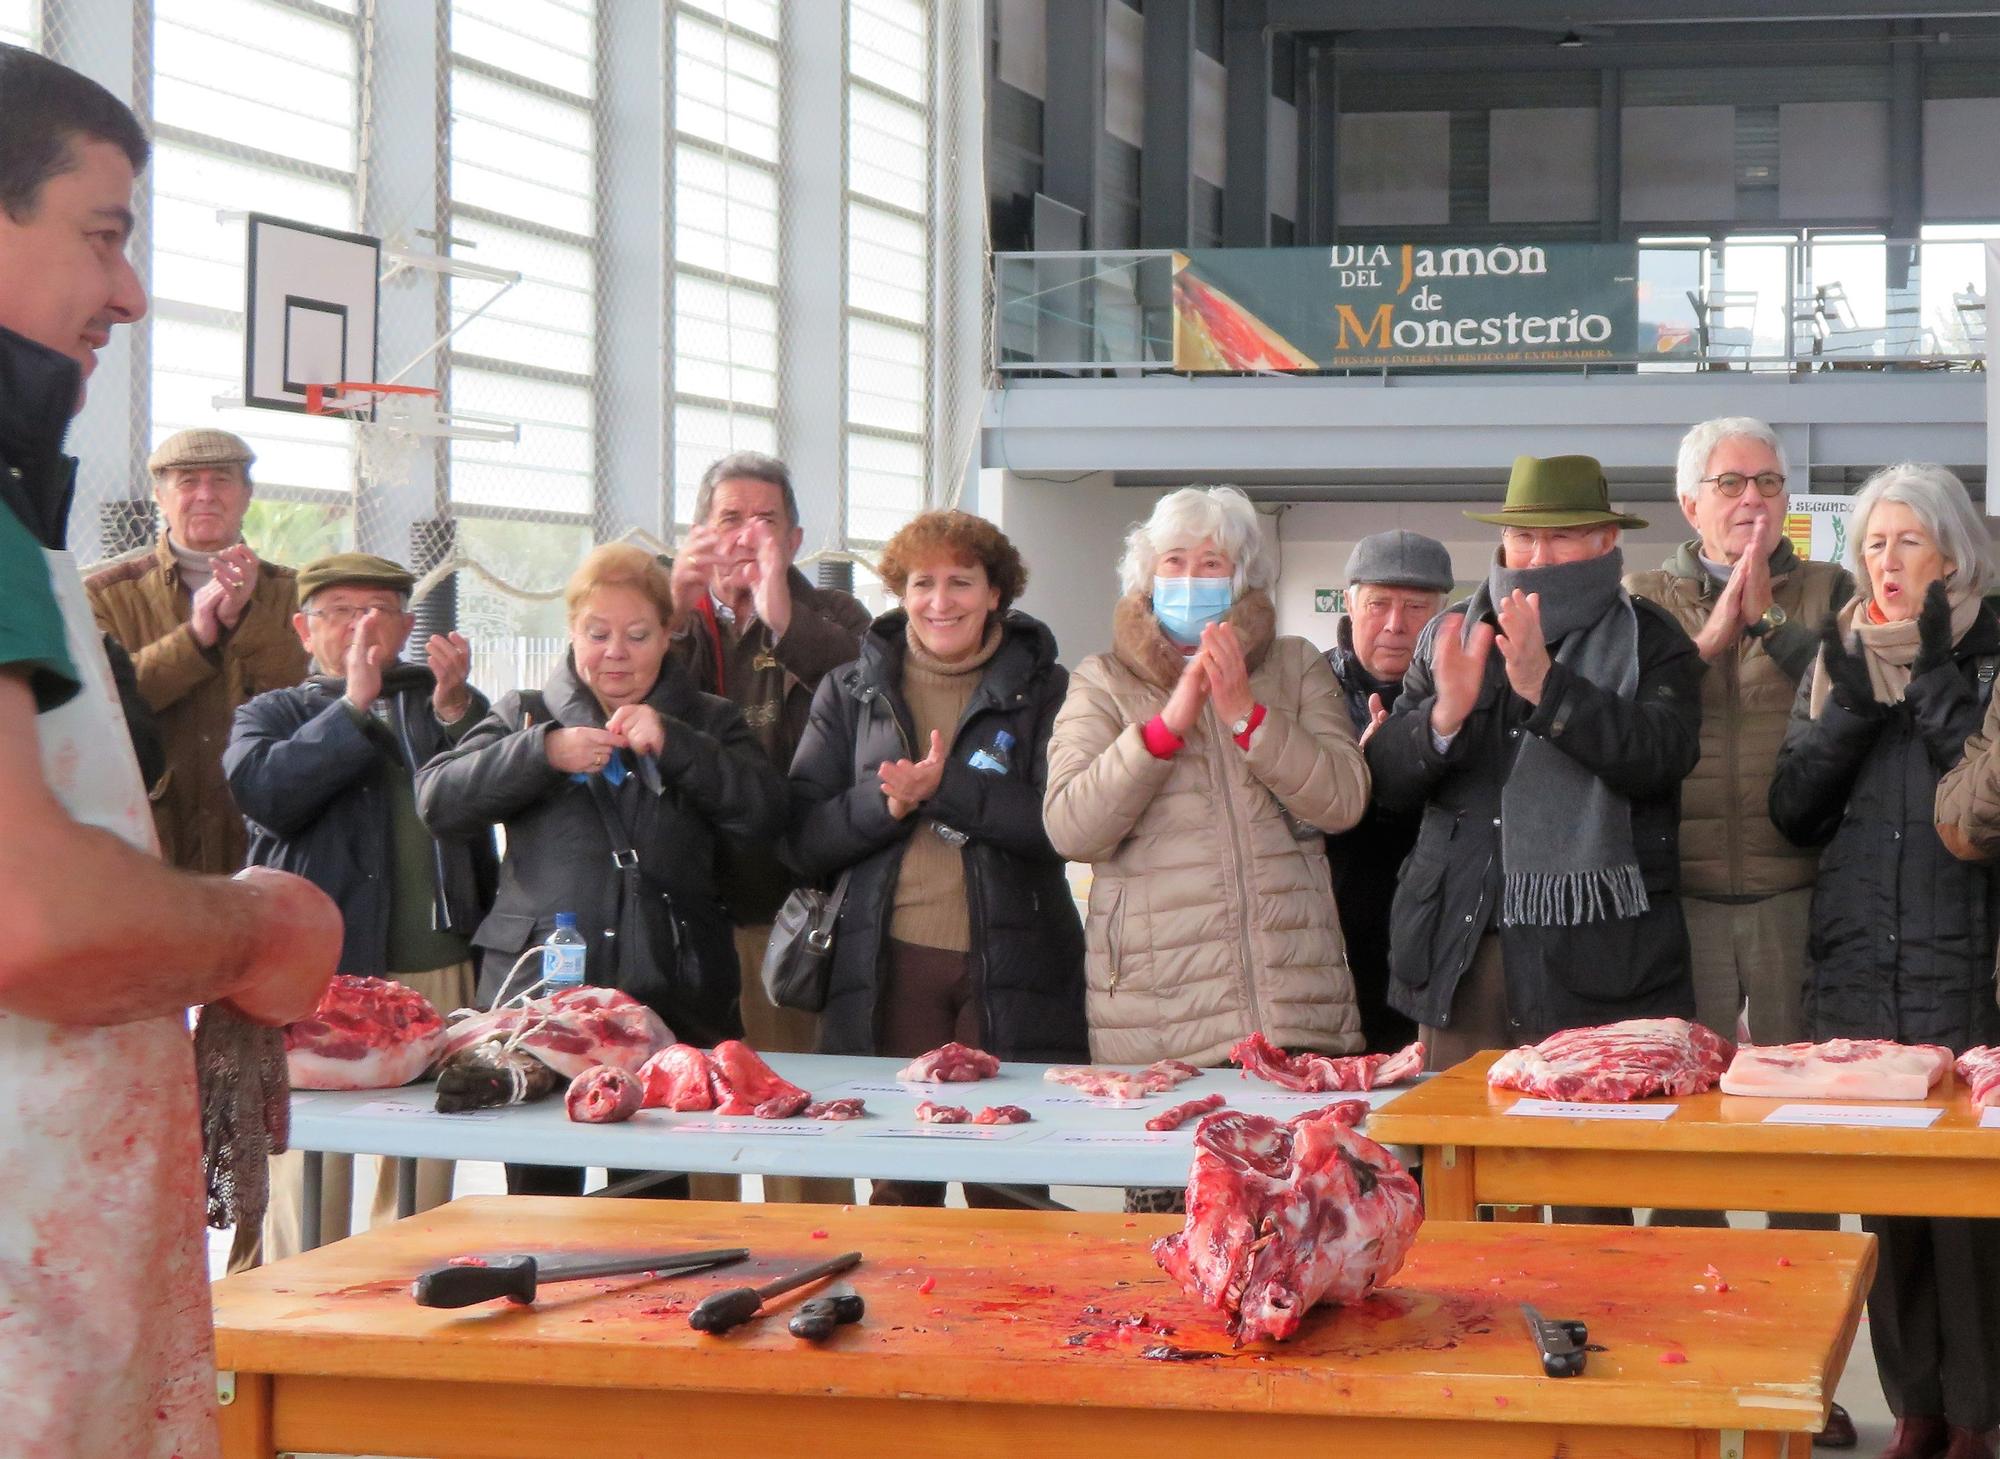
[1314, 587, 1345, 614]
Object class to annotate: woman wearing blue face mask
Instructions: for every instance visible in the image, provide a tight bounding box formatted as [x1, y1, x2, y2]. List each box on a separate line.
[1044, 487, 1371, 1208]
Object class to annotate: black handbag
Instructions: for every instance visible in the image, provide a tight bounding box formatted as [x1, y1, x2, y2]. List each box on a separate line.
[582, 771, 710, 1017]
[761, 875, 848, 1014]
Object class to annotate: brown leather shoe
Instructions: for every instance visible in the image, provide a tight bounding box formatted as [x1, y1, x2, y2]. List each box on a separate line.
[1942, 1426, 1998, 1459]
[1878, 1415, 1949, 1459]
[1816, 1403, 1858, 1448]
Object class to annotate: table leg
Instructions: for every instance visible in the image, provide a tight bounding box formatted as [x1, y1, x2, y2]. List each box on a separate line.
[1421, 1144, 1478, 1221]
[215, 1370, 273, 1459]
[395, 1156, 418, 1219]
[300, 1150, 323, 1251]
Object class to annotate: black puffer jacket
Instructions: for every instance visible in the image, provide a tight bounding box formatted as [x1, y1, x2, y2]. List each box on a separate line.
[226, 665, 494, 974]
[1769, 605, 2000, 1052]
[784, 609, 1087, 1062]
[415, 653, 788, 1041]
[1367, 594, 1705, 1041]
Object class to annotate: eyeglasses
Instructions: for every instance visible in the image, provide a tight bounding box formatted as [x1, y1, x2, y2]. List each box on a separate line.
[1701, 471, 1786, 499]
[303, 604, 402, 626]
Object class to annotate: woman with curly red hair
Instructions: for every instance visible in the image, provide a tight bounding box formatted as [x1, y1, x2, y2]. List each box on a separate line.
[786, 511, 1085, 1207]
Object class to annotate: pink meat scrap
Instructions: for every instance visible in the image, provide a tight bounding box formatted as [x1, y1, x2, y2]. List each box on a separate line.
[1487, 1018, 1734, 1103]
[1153, 1108, 1423, 1344]
[565, 1065, 644, 1124]
[895, 1042, 1001, 1082]
[915, 1100, 971, 1124]
[285, 975, 447, 1091]
[1228, 1031, 1425, 1093]
[1958, 1047, 2000, 1107]
[1044, 1059, 1203, 1100]
[971, 1105, 1031, 1125]
[635, 1040, 812, 1118]
[1721, 1039, 1954, 1101]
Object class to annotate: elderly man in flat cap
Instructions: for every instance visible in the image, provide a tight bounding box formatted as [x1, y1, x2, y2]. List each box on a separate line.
[88, 426, 307, 873]
[1324, 530, 1455, 1053]
[224, 552, 492, 1261]
[1367, 456, 1704, 1088]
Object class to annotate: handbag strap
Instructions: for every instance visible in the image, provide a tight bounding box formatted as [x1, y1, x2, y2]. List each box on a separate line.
[583, 768, 641, 871]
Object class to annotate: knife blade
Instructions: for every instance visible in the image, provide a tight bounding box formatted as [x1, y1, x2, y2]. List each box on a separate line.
[412, 1246, 748, 1308]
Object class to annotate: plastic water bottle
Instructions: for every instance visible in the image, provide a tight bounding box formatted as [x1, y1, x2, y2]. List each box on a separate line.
[541, 913, 587, 993]
[967, 730, 1015, 776]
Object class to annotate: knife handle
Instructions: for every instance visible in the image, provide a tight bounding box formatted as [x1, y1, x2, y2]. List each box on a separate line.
[689, 1286, 764, 1334]
[788, 1291, 864, 1341]
[412, 1256, 537, 1308]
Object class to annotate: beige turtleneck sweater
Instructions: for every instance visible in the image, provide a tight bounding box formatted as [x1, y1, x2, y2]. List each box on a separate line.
[889, 619, 1003, 953]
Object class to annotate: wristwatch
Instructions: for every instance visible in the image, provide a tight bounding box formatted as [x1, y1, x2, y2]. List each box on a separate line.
[1743, 605, 1788, 640]
[1230, 711, 1255, 736]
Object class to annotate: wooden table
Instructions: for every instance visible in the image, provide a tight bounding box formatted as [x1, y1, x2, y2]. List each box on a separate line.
[1369, 1051, 2000, 1221]
[212, 1196, 1873, 1458]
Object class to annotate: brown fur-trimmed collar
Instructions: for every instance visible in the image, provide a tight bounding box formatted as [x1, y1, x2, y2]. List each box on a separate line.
[1112, 587, 1277, 690]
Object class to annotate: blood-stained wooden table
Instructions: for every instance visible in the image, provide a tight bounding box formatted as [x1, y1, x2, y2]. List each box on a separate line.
[1368, 1050, 2000, 1222]
[211, 1196, 1873, 1459]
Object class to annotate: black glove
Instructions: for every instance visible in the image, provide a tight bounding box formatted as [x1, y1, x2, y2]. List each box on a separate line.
[1913, 580, 1955, 678]
[1819, 614, 1883, 717]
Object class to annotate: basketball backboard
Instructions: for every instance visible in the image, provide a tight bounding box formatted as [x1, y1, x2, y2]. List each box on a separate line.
[242, 213, 381, 415]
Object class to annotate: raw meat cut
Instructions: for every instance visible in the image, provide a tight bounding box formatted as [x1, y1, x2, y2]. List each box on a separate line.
[285, 975, 446, 1090]
[1228, 1032, 1425, 1094]
[1722, 1040, 1953, 1102]
[915, 1101, 971, 1124]
[709, 1040, 812, 1117]
[1959, 1047, 2000, 1107]
[1153, 1107, 1422, 1344]
[1487, 1018, 1734, 1103]
[435, 1042, 559, 1113]
[1294, 1100, 1370, 1127]
[566, 1065, 643, 1123]
[637, 1044, 717, 1111]
[971, 1105, 1031, 1125]
[805, 1098, 867, 1120]
[1146, 1094, 1228, 1132]
[438, 986, 670, 1080]
[896, 1042, 1001, 1082]
[1044, 1060, 1203, 1100]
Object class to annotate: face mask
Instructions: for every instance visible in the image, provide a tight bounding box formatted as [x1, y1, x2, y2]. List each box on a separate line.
[1152, 574, 1234, 646]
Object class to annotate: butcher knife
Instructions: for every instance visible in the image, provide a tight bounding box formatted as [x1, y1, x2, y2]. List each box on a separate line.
[1521, 1303, 1589, 1378]
[412, 1247, 748, 1308]
[688, 1250, 864, 1334]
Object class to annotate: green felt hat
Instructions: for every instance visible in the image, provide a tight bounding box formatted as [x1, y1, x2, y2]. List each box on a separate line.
[1465, 454, 1648, 530]
[297, 552, 416, 602]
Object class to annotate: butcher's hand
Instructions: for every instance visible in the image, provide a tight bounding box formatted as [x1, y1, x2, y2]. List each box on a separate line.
[1429, 613, 1495, 738]
[220, 867, 343, 1026]
[606, 702, 667, 758]
[546, 725, 623, 775]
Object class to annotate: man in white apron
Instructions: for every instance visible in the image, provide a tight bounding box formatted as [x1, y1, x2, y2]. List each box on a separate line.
[0, 45, 342, 1457]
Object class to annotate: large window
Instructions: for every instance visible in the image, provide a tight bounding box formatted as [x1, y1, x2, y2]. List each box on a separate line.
[670, 1, 782, 529]
[1, 0, 36, 47]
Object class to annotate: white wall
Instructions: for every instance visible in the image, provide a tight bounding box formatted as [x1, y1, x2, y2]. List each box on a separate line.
[983, 468, 1163, 665]
[1269, 499, 1693, 649]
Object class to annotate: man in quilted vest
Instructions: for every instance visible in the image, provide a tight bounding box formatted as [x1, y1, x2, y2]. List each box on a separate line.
[1624, 416, 1858, 1452]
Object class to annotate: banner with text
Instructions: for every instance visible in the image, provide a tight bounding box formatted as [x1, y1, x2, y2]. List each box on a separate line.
[1173, 244, 1640, 372]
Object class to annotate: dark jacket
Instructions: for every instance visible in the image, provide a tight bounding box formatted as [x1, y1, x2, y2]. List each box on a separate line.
[1367, 593, 1705, 1041]
[1769, 605, 2000, 1052]
[0, 325, 78, 555]
[1322, 619, 1420, 1053]
[415, 653, 788, 1041]
[785, 609, 1087, 1062]
[666, 564, 874, 923]
[224, 665, 495, 976]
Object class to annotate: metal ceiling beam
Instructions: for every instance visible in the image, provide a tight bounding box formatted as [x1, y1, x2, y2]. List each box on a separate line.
[1264, 0, 2000, 32]
[1223, 0, 1272, 246]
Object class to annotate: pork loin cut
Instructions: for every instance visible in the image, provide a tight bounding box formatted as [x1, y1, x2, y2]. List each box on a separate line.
[437, 986, 670, 1080]
[286, 975, 447, 1090]
[896, 1042, 1001, 1082]
[1487, 1018, 1734, 1102]
[1956, 1047, 2000, 1107]
[1229, 1032, 1425, 1093]
[1153, 1107, 1422, 1344]
[1722, 1040, 1954, 1101]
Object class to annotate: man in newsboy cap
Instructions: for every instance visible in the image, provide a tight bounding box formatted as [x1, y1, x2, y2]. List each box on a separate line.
[1366, 456, 1704, 1075]
[1323, 530, 1455, 1053]
[223, 552, 492, 1262]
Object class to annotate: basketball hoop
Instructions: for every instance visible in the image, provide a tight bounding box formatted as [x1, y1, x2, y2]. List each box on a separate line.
[302, 379, 440, 419]
[307, 382, 441, 489]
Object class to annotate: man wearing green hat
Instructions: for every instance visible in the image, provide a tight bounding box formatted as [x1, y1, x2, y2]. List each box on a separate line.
[223, 553, 495, 1261]
[1368, 455, 1704, 1074]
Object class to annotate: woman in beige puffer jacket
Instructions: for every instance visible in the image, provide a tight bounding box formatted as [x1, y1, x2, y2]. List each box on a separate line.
[1043, 489, 1370, 1067]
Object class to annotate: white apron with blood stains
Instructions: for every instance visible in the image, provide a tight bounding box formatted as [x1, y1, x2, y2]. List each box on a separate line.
[0, 547, 219, 1459]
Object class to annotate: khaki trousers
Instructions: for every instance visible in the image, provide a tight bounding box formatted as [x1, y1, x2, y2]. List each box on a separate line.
[238, 960, 477, 1269]
[731, 921, 851, 1205]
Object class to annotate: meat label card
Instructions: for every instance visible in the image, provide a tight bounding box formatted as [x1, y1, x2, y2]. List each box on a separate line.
[1046, 1130, 1185, 1146]
[1762, 1104, 1943, 1129]
[667, 1120, 832, 1137]
[1506, 1099, 1679, 1120]
[353, 1101, 503, 1123]
[855, 1125, 1024, 1142]
[1983, 1108, 2000, 1130]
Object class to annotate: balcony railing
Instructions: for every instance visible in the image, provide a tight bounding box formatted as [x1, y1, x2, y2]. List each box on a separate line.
[993, 238, 1990, 378]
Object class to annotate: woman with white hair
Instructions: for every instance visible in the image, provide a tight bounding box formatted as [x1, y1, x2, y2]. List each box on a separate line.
[1771, 463, 2000, 1459]
[1044, 486, 1371, 1163]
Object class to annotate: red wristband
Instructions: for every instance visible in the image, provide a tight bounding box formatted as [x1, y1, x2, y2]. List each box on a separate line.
[1141, 715, 1185, 759]
[1232, 703, 1268, 750]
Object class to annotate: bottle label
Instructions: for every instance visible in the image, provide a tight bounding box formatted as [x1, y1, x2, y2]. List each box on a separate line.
[967, 749, 1005, 774]
[543, 944, 586, 986]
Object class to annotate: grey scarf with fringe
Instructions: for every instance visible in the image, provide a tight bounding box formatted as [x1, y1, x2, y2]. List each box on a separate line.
[1461, 547, 1648, 928]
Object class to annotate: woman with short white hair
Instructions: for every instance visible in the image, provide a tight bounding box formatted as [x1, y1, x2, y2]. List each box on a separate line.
[1771, 463, 2000, 1459]
[1045, 486, 1371, 1206]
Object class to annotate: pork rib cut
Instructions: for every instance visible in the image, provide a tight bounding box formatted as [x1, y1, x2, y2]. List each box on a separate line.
[565, 1065, 644, 1123]
[1957, 1047, 2000, 1107]
[1721, 1040, 1954, 1102]
[1044, 1059, 1203, 1100]
[1487, 1018, 1734, 1103]
[286, 975, 447, 1090]
[438, 986, 670, 1080]
[896, 1042, 1000, 1082]
[1153, 1108, 1422, 1344]
[1229, 1032, 1425, 1093]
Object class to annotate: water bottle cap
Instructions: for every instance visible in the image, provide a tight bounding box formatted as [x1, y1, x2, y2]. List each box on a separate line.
[553, 912, 577, 929]
[993, 731, 1016, 749]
